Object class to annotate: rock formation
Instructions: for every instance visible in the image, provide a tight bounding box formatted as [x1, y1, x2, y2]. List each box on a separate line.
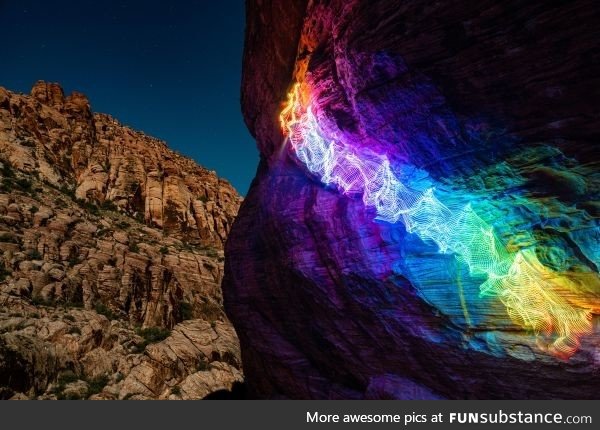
[224, 0, 600, 399]
[1, 82, 239, 245]
[0, 82, 242, 399]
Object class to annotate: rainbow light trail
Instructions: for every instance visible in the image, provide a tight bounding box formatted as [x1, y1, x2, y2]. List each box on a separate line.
[280, 82, 597, 359]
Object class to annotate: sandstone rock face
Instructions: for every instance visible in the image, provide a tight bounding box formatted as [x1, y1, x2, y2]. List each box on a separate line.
[224, 0, 600, 399]
[0, 83, 242, 399]
[0, 82, 240, 246]
[0, 305, 242, 400]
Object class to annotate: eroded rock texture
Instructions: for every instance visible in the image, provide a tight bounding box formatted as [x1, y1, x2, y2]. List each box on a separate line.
[1, 82, 240, 245]
[0, 83, 242, 399]
[224, 0, 600, 399]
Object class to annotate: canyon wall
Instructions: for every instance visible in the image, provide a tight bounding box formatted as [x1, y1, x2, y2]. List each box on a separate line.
[224, 0, 600, 399]
[0, 82, 242, 399]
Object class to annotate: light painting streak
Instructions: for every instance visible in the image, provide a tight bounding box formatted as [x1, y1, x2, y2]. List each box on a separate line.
[280, 82, 598, 359]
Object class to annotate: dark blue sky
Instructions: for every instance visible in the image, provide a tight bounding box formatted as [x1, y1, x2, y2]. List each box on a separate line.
[0, 0, 256, 194]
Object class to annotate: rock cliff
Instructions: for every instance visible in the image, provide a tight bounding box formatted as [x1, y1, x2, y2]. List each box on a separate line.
[0, 82, 242, 399]
[224, 0, 600, 399]
[1, 81, 239, 245]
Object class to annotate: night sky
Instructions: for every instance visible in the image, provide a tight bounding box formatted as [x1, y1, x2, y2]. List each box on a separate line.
[0, 0, 256, 194]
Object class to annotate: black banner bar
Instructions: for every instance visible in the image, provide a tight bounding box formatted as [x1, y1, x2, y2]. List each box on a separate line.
[1, 400, 598, 430]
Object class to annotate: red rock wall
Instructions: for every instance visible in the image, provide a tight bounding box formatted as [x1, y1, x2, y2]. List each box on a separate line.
[225, 0, 600, 399]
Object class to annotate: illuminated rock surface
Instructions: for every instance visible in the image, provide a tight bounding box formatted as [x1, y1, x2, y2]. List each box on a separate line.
[224, 0, 600, 398]
[0, 83, 242, 399]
